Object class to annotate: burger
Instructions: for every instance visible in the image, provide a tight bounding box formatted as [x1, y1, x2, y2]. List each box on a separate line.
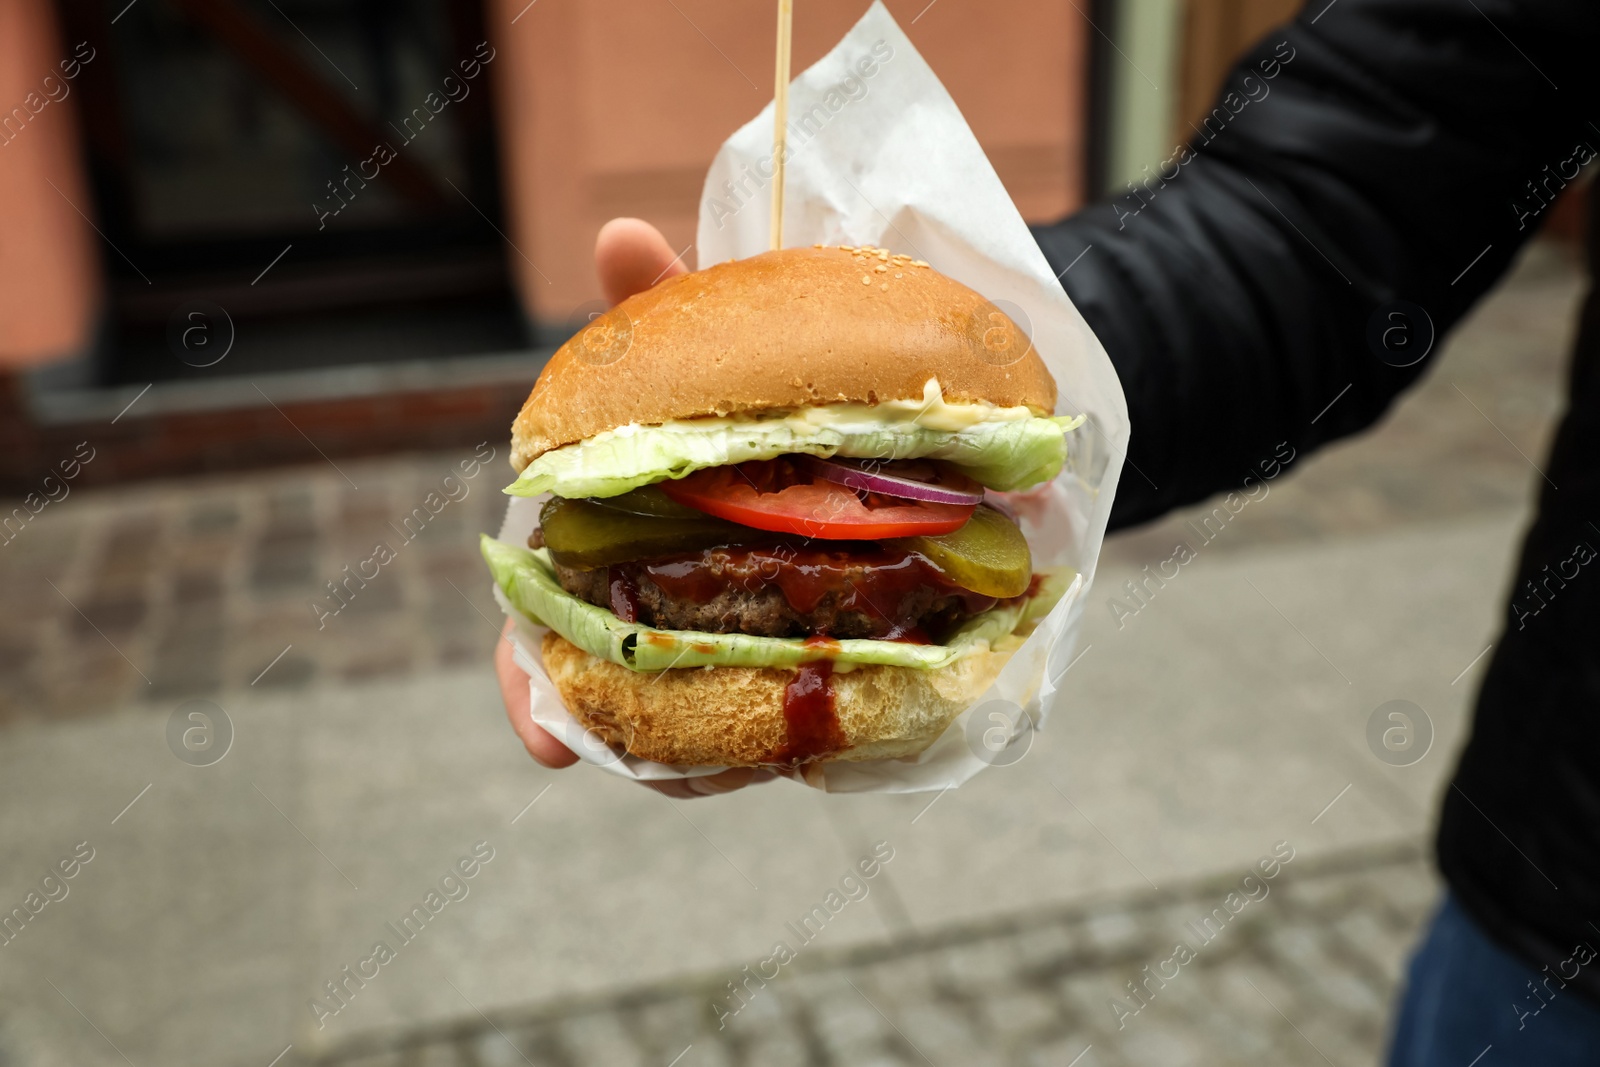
[481, 244, 1081, 768]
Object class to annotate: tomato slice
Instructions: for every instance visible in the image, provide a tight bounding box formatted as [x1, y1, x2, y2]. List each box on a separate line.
[660, 458, 977, 539]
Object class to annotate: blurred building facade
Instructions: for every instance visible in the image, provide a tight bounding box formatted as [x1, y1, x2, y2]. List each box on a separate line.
[0, 0, 1092, 491]
[14, 0, 1575, 494]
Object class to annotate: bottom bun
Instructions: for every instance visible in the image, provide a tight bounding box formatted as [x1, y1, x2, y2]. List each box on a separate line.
[541, 632, 1013, 767]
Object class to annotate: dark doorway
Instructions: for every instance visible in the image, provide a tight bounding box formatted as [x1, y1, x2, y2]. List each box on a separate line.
[55, 0, 526, 385]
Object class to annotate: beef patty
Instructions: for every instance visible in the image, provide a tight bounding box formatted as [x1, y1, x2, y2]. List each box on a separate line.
[552, 543, 997, 640]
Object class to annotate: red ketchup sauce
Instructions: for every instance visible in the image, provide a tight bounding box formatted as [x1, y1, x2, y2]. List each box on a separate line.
[632, 544, 997, 635]
[606, 567, 640, 623]
[773, 638, 847, 764]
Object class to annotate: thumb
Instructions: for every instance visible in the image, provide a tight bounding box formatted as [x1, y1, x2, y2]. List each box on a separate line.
[595, 218, 688, 305]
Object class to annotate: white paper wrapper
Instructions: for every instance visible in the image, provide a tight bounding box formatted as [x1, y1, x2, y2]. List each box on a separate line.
[492, 1, 1128, 793]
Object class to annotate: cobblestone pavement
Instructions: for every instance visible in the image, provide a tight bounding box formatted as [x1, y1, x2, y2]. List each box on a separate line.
[0, 442, 510, 724]
[311, 844, 1435, 1067]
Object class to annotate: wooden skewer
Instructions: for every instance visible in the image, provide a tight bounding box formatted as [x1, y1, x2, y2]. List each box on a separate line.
[770, 0, 793, 251]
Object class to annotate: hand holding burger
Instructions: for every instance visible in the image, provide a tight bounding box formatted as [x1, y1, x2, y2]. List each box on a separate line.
[490, 217, 1078, 787]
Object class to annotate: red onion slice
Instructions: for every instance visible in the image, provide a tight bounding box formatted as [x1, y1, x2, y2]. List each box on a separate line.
[795, 455, 984, 505]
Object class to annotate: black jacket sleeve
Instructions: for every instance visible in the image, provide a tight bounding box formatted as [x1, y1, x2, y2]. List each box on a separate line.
[1033, 0, 1599, 530]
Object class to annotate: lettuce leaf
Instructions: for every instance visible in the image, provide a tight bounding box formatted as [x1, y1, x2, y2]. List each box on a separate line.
[481, 535, 1070, 673]
[506, 413, 1083, 499]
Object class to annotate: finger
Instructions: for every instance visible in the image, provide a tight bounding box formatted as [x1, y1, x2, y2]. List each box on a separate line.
[642, 767, 779, 799]
[495, 618, 579, 769]
[596, 217, 689, 305]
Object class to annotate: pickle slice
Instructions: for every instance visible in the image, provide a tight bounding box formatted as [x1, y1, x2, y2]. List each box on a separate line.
[540, 496, 774, 570]
[589, 484, 706, 520]
[890, 505, 1032, 598]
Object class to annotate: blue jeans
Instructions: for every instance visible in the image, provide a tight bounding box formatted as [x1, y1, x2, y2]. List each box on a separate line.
[1388, 893, 1600, 1065]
